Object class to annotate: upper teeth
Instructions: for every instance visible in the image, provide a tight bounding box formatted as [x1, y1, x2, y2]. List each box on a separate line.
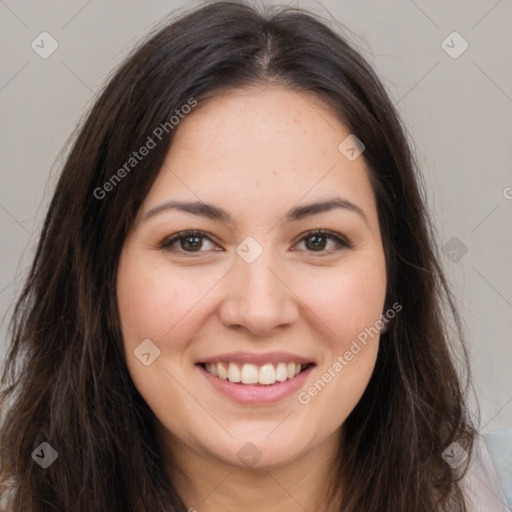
[204, 362, 304, 385]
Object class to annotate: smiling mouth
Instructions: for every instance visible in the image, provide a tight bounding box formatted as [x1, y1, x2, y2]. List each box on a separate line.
[198, 361, 314, 386]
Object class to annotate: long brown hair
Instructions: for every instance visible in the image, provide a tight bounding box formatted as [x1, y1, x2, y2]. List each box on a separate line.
[0, 2, 475, 510]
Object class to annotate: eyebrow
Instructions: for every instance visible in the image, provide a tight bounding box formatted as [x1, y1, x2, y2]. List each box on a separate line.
[143, 197, 368, 225]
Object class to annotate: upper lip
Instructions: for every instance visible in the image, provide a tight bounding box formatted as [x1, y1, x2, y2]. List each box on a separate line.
[197, 351, 315, 366]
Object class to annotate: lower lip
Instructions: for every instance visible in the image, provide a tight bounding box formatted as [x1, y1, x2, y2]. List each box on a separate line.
[198, 364, 314, 405]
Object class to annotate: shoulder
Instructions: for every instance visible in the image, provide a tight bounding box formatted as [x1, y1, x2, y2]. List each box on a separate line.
[0, 474, 19, 512]
[460, 433, 510, 512]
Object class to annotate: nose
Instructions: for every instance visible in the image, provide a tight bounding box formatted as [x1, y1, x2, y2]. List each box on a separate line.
[218, 253, 299, 337]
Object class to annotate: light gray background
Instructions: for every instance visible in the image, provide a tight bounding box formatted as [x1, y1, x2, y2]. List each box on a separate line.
[1, 0, 511, 433]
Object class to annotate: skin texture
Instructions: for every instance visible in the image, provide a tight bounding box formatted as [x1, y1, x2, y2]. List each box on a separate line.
[117, 86, 387, 511]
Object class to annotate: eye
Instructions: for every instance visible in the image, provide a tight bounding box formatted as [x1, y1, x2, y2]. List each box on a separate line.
[160, 229, 352, 257]
[293, 230, 352, 256]
[160, 230, 219, 254]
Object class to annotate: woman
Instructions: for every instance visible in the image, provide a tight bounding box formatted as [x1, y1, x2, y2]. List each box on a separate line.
[0, 1, 486, 510]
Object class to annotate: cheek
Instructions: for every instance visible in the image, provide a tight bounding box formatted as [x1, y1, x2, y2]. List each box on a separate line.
[296, 262, 387, 345]
[297, 260, 385, 422]
[116, 254, 192, 406]
[292, 257, 385, 414]
[117, 254, 215, 346]
[116, 254, 207, 437]
[116, 252, 225, 404]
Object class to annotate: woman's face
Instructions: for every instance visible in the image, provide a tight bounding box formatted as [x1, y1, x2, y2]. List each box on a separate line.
[117, 86, 387, 471]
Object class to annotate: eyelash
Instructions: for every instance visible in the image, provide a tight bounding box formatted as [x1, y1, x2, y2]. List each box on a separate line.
[160, 229, 352, 257]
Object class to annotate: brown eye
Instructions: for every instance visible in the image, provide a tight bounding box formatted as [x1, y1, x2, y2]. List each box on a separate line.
[180, 235, 203, 251]
[305, 234, 328, 251]
[161, 230, 217, 254]
[295, 230, 352, 255]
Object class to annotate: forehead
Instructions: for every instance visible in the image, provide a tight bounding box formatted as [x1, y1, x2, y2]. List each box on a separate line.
[142, 86, 377, 227]
[170, 86, 344, 168]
